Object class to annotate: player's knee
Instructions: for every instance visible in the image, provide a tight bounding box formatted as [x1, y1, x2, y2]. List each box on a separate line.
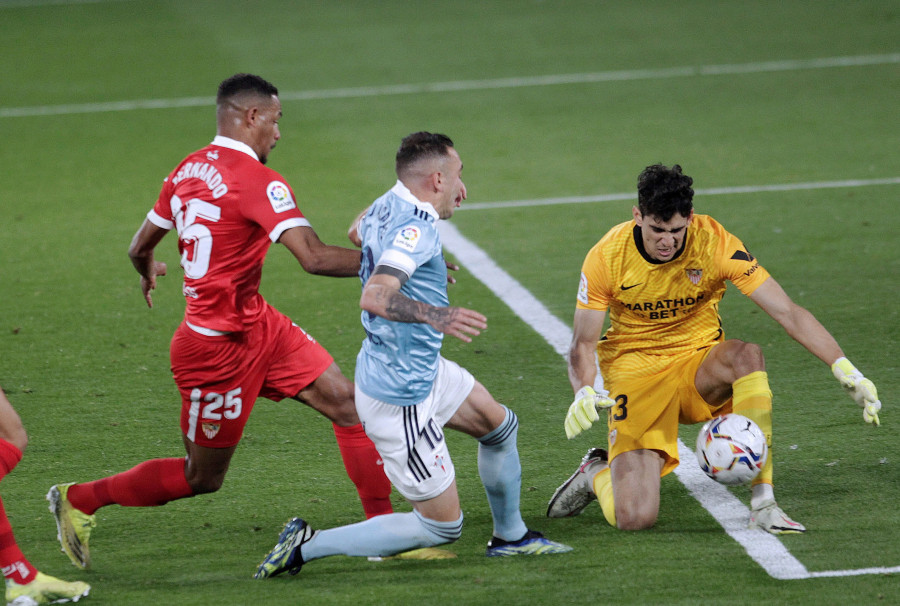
[296, 364, 359, 426]
[739, 341, 764, 364]
[0, 413, 28, 452]
[329, 399, 360, 427]
[189, 479, 223, 495]
[478, 406, 517, 447]
[5, 427, 27, 453]
[414, 510, 464, 545]
[615, 506, 657, 531]
[185, 470, 226, 495]
[728, 340, 765, 375]
[613, 493, 659, 531]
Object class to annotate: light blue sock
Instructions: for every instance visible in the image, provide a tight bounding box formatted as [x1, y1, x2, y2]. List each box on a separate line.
[478, 407, 527, 542]
[301, 510, 463, 561]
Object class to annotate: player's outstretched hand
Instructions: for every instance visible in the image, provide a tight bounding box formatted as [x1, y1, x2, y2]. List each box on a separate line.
[831, 357, 881, 426]
[433, 306, 486, 343]
[141, 261, 167, 308]
[564, 386, 615, 439]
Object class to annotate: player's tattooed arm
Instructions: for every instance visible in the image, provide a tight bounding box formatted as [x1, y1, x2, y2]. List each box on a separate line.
[363, 283, 434, 324]
[362, 265, 487, 342]
[383, 292, 486, 342]
[384, 292, 454, 327]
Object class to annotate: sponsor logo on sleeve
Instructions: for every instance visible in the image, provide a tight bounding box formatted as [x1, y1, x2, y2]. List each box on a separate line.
[393, 225, 421, 252]
[267, 181, 296, 213]
[577, 272, 589, 305]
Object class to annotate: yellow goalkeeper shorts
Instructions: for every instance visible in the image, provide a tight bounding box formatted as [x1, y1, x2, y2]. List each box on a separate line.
[602, 346, 732, 477]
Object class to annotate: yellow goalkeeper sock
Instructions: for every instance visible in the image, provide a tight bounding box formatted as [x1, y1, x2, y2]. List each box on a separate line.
[732, 371, 774, 486]
[592, 467, 616, 527]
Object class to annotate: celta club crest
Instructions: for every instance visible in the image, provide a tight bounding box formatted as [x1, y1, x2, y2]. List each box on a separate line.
[433, 454, 446, 473]
[686, 268, 703, 285]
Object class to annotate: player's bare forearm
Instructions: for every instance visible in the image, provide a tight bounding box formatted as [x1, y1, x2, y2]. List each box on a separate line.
[364, 285, 486, 342]
[567, 340, 598, 393]
[383, 291, 432, 323]
[129, 251, 153, 279]
[568, 308, 606, 393]
[750, 277, 843, 365]
[782, 306, 844, 365]
[384, 293, 471, 329]
[280, 226, 361, 277]
[128, 219, 169, 307]
[304, 245, 361, 277]
[128, 220, 164, 277]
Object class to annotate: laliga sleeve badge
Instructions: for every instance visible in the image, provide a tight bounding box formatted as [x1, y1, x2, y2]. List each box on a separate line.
[392, 225, 421, 252]
[267, 181, 296, 213]
[577, 272, 589, 305]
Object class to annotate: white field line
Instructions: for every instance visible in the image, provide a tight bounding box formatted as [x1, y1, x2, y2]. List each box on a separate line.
[2, 53, 899, 119]
[0, 0, 132, 7]
[672, 440, 811, 580]
[436, 177, 900, 580]
[460, 178, 900, 211]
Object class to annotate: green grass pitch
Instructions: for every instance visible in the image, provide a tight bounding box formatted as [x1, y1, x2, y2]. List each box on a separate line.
[0, 1, 897, 604]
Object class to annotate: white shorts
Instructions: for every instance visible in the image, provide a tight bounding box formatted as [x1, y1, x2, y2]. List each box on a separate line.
[356, 356, 475, 501]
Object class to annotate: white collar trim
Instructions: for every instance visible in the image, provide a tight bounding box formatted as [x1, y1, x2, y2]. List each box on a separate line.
[212, 135, 259, 161]
[390, 180, 439, 220]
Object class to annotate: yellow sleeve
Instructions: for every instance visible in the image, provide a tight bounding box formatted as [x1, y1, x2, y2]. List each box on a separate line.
[713, 222, 770, 295]
[577, 240, 612, 311]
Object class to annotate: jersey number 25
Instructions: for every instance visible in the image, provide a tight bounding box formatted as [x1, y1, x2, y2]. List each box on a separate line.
[170, 194, 222, 279]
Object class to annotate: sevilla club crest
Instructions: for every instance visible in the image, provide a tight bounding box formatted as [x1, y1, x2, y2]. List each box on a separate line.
[686, 268, 703, 285]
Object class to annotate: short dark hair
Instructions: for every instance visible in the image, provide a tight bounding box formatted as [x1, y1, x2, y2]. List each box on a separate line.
[395, 132, 454, 177]
[636, 164, 694, 221]
[216, 73, 278, 105]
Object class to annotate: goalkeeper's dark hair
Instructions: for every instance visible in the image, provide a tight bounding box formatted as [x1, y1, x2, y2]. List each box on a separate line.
[636, 164, 694, 221]
[216, 73, 279, 105]
[396, 132, 454, 178]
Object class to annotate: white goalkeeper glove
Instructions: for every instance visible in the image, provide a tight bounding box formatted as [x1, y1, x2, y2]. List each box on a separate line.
[564, 386, 615, 439]
[831, 357, 881, 426]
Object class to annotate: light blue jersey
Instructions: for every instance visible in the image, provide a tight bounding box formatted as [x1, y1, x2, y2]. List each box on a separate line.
[355, 181, 449, 406]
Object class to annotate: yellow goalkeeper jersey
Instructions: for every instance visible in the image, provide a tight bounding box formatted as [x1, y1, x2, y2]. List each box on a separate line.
[577, 214, 770, 360]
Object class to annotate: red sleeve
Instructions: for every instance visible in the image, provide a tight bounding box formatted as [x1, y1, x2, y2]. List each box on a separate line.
[239, 169, 310, 242]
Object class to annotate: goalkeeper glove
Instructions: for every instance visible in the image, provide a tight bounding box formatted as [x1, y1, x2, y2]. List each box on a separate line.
[564, 386, 615, 439]
[831, 357, 881, 426]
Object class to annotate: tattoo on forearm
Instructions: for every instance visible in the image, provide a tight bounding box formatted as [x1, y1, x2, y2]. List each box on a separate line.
[385, 292, 456, 329]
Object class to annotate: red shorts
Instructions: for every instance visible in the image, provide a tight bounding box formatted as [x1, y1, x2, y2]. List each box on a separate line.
[171, 303, 333, 447]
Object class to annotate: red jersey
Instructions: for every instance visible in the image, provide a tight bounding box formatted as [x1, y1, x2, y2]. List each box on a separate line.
[148, 136, 309, 332]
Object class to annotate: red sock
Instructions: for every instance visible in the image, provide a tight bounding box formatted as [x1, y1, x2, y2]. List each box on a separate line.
[332, 423, 392, 518]
[0, 440, 37, 584]
[68, 458, 193, 515]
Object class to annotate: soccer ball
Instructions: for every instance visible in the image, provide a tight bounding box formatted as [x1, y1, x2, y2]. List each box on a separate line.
[695, 413, 768, 486]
